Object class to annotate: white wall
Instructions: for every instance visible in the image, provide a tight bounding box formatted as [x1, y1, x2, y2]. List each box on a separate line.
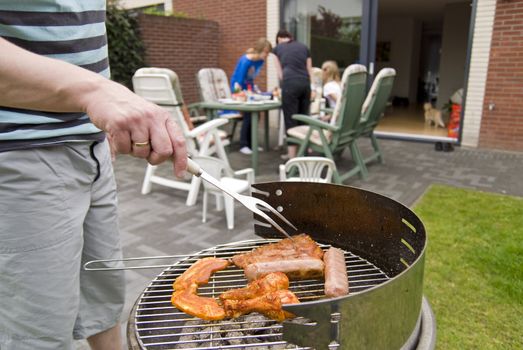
[376, 17, 420, 102]
[462, 0, 496, 147]
[266, 0, 281, 128]
[119, 0, 171, 11]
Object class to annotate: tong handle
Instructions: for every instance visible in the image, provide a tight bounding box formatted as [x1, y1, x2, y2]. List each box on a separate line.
[186, 158, 202, 177]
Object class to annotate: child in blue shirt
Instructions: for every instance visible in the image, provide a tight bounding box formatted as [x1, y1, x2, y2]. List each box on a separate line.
[230, 38, 272, 154]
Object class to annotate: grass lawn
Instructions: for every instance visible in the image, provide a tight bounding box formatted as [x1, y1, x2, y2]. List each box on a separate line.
[413, 184, 523, 349]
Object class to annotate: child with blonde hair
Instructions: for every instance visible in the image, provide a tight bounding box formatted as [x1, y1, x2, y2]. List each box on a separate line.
[321, 60, 341, 109]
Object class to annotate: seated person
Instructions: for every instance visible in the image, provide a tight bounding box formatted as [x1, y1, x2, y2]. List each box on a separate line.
[320, 60, 341, 123]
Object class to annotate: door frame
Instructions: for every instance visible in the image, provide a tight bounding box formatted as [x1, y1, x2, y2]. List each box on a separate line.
[368, 0, 478, 145]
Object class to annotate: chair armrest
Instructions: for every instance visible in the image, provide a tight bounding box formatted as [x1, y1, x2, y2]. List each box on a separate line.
[321, 107, 334, 114]
[190, 116, 209, 123]
[234, 168, 255, 184]
[292, 114, 339, 132]
[188, 118, 229, 137]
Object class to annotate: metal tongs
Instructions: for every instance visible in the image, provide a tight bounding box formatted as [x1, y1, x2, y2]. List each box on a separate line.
[187, 158, 297, 240]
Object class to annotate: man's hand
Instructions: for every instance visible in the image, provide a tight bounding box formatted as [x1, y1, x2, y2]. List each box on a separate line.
[84, 79, 187, 178]
[0, 37, 187, 178]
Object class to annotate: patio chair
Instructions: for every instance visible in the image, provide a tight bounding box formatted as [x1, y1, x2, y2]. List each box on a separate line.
[279, 156, 336, 183]
[358, 67, 396, 165]
[132, 67, 231, 206]
[286, 64, 369, 183]
[196, 68, 243, 141]
[191, 155, 254, 230]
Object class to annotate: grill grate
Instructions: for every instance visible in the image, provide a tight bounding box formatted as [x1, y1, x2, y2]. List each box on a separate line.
[133, 239, 390, 349]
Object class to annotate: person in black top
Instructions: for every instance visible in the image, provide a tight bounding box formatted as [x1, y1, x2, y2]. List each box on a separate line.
[273, 30, 313, 160]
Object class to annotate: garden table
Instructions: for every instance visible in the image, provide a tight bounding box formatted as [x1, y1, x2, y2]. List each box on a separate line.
[198, 100, 282, 174]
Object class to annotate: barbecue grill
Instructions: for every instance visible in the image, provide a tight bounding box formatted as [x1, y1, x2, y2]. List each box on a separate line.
[126, 182, 436, 350]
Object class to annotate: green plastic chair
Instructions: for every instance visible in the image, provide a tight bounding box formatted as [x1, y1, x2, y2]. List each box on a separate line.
[286, 64, 368, 183]
[358, 68, 396, 165]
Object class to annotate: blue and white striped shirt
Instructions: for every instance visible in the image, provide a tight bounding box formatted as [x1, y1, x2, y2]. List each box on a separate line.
[0, 0, 109, 151]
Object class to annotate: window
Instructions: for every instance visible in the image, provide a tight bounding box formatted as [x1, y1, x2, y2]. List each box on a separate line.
[282, 0, 363, 69]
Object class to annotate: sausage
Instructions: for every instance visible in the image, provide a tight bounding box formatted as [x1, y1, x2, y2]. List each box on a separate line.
[244, 258, 325, 281]
[323, 247, 349, 297]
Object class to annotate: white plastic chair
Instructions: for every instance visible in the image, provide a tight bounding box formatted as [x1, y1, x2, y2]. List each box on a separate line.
[192, 155, 254, 229]
[132, 67, 231, 206]
[196, 68, 243, 140]
[279, 156, 336, 183]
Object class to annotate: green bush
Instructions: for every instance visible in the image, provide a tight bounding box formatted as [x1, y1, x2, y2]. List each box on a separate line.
[142, 7, 189, 18]
[106, 0, 145, 88]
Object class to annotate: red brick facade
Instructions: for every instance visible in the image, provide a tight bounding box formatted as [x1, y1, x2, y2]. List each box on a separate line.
[171, 0, 269, 90]
[137, 13, 219, 103]
[480, 0, 523, 151]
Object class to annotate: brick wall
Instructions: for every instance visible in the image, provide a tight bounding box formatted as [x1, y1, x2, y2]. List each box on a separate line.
[479, 0, 523, 151]
[171, 0, 268, 90]
[137, 13, 219, 103]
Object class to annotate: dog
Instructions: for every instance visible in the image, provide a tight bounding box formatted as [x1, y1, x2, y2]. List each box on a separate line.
[423, 103, 445, 128]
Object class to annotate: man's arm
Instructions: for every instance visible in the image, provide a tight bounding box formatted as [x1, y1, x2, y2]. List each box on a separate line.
[0, 38, 186, 176]
[273, 55, 283, 82]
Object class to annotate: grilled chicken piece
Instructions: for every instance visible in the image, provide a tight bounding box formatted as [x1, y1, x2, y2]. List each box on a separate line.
[219, 272, 289, 301]
[232, 233, 324, 269]
[171, 283, 226, 321]
[173, 257, 229, 291]
[222, 289, 300, 322]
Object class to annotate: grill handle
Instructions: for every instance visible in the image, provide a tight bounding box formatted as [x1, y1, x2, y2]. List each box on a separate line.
[282, 302, 341, 349]
[83, 254, 198, 271]
[83, 250, 237, 271]
[83, 238, 281, 271]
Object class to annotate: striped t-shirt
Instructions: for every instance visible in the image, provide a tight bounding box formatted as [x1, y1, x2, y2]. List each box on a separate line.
[0, 0, 109, 152]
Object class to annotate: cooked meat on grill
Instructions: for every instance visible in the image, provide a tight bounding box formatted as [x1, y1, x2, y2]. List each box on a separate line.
[173, 257, 229, 291]
[222, 289, 300, 322]
[323, 247, 349, 297]
[219, 272, 289, 301]
[232, 233, 324, 269]
[171, 283, 226, 321]
[243, 258, 325, 281]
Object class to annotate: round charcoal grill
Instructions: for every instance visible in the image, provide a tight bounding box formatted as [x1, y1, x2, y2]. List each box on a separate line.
[127, 182, 436, 350]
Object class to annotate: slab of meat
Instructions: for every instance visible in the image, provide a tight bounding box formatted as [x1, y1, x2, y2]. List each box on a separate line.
[232, 233, 324, 269]
[172, 259, 298, 322]
[171, 283, 226, 321]
[323, 247, 349, 297]
[243, 258, 325, 281]
[173, 257, 229, 291]
[171, 257, 229, 321]
[219, 272, 289, 301]
[222, 289, 299, 322]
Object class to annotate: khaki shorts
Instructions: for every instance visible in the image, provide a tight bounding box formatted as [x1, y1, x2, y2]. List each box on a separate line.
[0, 141, 125, 349]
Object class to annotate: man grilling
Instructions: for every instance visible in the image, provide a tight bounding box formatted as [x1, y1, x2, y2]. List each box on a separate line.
[0, 1, 187, 349]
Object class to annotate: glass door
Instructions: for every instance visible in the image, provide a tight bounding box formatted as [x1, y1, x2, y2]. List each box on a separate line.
[281, 0, 368, 70]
